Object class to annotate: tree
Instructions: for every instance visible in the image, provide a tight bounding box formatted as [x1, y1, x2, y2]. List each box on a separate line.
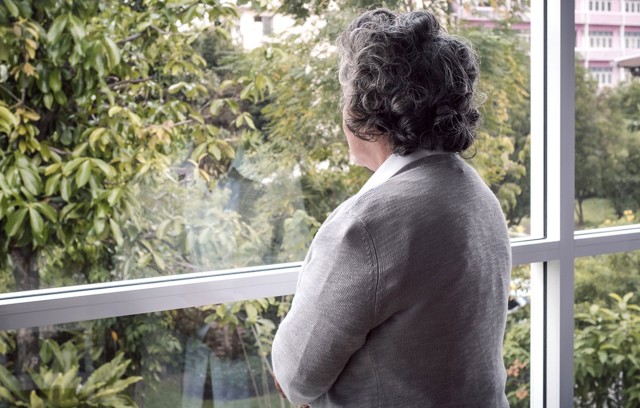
[0, 0, 265, 389]
[574, 63, 627, 226]
[600, 82, 640, 217]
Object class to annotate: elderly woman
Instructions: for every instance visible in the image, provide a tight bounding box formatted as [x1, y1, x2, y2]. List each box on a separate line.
[272, 8, 511, 407]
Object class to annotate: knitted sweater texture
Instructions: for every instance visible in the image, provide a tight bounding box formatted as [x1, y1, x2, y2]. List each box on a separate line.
[272, 154, 512, 407]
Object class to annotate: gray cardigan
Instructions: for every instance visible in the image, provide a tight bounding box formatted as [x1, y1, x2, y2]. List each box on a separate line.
[272, 154, 511, 407]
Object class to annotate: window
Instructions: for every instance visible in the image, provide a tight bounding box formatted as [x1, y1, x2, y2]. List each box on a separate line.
[589, 66, 613, 85]
[625, 31, 640, 48]
[626, 0, 640, 12]
[590, 0, 612, 11]
[589, 31, 614, 48]
[1, 2, 640, 407]
[254, 15, 274, 35]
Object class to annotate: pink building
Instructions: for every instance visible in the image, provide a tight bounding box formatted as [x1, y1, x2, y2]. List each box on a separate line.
[454, 0, 640, 86]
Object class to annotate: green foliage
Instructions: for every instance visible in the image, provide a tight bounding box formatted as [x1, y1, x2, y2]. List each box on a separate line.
[574, 63, 636, 226]
[0, 0, 265, 289]
[574, 293, 640, 407]
[503, 309, 530, 407]
[0, 339, 141, 407]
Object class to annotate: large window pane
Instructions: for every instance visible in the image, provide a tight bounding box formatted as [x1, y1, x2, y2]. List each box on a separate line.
[0, 299, 293, 407]
[574, 251, 640, 405]
[453, 1, 534, 239]
[0, 1, 535, 296]
[575, 3, 640, 231]
[2, 262, 531, 406]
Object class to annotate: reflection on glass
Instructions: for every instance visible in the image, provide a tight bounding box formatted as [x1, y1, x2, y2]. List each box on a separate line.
[0, 299, 294, 407]
[2, 268, 531, 407]
[0, 1, 532, 295]
[574, 252, 640, 405]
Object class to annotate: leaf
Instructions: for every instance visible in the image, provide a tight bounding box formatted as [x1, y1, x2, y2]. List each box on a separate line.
[151, 251, 165, 271]
[0, 106, 18, 128]
[60, 177, 71, 202]
[54, 91, 67, 106]
[3, 0, 18, 17]
[47, 15, 67, 44]
[168, 83, 184, 94]
[108, 106, 122, 117]
[208, 99, 224, 116]
[101, 36, 121, 67]
[243, 112, 256, 130]
[75, 160, 91, 188]
[107, 188, 122, 206]
[67, 14, 85, 41]
[62, 158, 84, 175]
[44, 173, 61, 196]
[0, 364, 23, 398]
[18, 168, 41, 196]
[155, 219, 171, 240]
[597, 350, 608, 364]
[109, 218, 124, 246]
[91, 159, 116, 178]
[208, 144, 221, 160]
[29, 391, 45, 408]
[93, 217, 106, 235]
[43, 94, 54, 110]
[88, 128, 107, 149]
[245, 303, 258, 322]
[5, 208, 27, 238]
[48, 69, 62, 93]
[33, 202, 57, 222]
[29, 207, 44, 238]
[0, 386, 14, 402]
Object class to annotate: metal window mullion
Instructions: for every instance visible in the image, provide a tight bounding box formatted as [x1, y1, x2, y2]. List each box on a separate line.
[0, 266, 300, 330]
[529, 0, 546, 405]
[545, 0, 576, 406]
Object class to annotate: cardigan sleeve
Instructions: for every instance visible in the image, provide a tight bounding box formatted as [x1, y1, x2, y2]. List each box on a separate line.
[271, 211, 378, 405]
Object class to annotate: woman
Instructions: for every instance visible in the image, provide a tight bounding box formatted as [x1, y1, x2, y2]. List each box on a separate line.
[272, 9, 511, 407]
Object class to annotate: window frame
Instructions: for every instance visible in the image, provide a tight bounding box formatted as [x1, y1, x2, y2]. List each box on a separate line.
[2, 0, 640, 406]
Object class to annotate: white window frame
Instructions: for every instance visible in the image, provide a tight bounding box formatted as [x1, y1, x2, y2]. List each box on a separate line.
[589, 30, 614, 48]
[1, 1, 640, 406]
[625, 31, 640, 48]
[590, 0, 612, 11]
[590, 66, 613, 85]
[627, 0, 640, 13]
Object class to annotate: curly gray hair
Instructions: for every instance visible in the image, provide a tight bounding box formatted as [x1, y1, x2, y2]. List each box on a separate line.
[337, 9, 481, 155]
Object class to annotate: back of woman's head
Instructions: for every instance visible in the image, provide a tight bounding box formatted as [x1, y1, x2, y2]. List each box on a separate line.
[337, 9, 481, 155]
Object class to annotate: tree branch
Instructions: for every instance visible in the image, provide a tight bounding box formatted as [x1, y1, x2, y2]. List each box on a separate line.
[117, 32, 144, 45]
[108, 77, 151, 89]
[0, 84, 21, 104]
[49, 146, 70, 156]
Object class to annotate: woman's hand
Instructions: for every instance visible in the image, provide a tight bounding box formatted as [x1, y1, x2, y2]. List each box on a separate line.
[273, 374, 310, 408]
[274, 374, 287, 400]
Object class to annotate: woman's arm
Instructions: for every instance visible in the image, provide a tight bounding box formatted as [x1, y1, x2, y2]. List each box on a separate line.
[271, 212, 378, 405]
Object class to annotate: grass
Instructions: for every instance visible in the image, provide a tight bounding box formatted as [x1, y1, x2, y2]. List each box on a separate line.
[575, 198, 618, 230]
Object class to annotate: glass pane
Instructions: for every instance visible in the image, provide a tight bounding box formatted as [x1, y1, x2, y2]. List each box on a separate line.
[0, 1, 534, 295]
[1, 263, 531, 406]
[575, 11, 640, 231]
[504, 264, 532, 407]
[453, 2, 533, 239]
[0, 299, 295, 407]
[574, 251, 640, 405]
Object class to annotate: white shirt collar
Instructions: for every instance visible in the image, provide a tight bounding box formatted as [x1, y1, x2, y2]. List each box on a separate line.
[355, 149, 442, 198]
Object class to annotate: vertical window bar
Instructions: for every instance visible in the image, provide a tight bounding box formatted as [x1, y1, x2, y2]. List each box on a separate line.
[545, 0, 576, 406]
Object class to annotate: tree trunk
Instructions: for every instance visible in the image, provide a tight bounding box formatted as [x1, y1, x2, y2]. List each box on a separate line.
[10, 246, 40, 391]
[576, 199, 585, 227]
